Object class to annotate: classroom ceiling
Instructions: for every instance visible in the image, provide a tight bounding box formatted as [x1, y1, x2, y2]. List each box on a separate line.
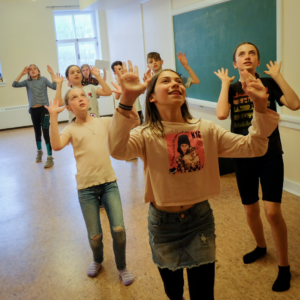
[0, 0, 146, 10]
[0, 0, 80, 9]
[81, 0, 142, 11]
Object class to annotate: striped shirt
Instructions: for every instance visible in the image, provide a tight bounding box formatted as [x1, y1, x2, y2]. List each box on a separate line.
[12, 77, 56, 108]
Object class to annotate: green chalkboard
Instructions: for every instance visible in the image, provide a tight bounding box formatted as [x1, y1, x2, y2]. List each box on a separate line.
[173, 0, 277, 103]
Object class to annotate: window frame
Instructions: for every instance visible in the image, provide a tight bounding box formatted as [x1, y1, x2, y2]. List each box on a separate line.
[53, 10, 101, 75]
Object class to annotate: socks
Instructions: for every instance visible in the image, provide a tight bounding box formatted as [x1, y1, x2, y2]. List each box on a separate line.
[118, 268, 134, 286]
[272, 266, 291, 292]
[36, 141, 42, 150]
[243, 246, 267, 264]
[46, 143, 52, 156]
[87, 261, 101, 277]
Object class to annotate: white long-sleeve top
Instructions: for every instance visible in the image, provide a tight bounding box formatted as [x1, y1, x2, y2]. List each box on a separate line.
[108, 109, 279, 207]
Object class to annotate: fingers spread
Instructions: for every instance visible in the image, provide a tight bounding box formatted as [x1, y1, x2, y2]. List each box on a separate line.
[115, 65, 123, 77]
[122, 62, 128, 74]
[128, 60, 133, 73]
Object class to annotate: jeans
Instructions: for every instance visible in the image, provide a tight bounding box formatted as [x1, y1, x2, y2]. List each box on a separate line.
[77, 181, 126, 270]
[148, 201, 216, 270]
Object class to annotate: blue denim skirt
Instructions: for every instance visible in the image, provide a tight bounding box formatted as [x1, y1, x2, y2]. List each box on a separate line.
[148, 200, 216, 271]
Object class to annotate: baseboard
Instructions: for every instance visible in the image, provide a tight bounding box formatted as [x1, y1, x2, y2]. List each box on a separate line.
[283, 178, 300, 197]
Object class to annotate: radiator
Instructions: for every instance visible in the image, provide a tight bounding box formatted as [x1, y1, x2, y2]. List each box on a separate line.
[0, 96, 115, 130]
[0, 105, 69, 130]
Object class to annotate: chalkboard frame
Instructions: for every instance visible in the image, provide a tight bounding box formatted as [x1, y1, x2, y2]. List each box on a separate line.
[170, 0, 282, 111]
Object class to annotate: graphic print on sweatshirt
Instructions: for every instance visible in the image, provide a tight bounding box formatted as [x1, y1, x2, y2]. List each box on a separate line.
[165, 131, 205, 174]
[232, 87, 271, 130]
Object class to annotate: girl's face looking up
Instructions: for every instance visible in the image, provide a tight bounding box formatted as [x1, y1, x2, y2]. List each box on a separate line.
[233, 44, 260, 73]
[150, 71, 186, 108]
[67, 66, 82, 85]
[66, 88, 89, 114]
[28, 65, 40, 79]
[81, 66, 91, 79]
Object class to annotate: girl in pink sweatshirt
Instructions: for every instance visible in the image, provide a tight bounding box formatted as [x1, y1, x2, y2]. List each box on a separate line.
[108, 61, 279, 300]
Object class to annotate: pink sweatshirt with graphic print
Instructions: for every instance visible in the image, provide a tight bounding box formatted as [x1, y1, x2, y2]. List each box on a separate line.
[108, 109, 279, 207]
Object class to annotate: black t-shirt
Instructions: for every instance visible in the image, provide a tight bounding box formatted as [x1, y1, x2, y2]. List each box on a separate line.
[228, 77, 283, 155]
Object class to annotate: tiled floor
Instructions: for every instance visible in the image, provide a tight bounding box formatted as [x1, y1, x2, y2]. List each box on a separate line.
[0, 124, 299, 300]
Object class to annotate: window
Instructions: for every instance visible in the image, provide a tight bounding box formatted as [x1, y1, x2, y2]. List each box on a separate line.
[0, 61, 4, 83]
[53, 11, 101, 75]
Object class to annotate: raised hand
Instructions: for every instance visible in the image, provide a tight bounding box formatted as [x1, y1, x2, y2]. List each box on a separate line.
[143, 68, 153, 82]
[90, 65, 101, 78]
[53, 73, 64, 84]
[47, 65, 54, 75]
[103, 68, 107, 82]
[45, 99, 65, 115]
[264, 61, 282, 78]
[21, 66, 29, 75]
[111, 82, 122, 95]
[214, 68, 235, 84]
[176, 52, 189, 67]
[114, 75, 120, 85]
[115, 60, 151, 106]
[241, 70, 267, 113]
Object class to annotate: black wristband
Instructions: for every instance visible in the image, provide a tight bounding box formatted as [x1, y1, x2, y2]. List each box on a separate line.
[119, 103, 133, 111]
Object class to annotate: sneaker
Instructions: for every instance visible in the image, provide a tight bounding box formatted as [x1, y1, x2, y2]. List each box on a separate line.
[36, 150, 43, 163]
[44, 156, 54, 168]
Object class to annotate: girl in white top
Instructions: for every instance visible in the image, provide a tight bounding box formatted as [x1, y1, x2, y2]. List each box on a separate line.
[45, 89, 138, 286]
[107, 61, 279, 300]
[55, 65, 111, 121]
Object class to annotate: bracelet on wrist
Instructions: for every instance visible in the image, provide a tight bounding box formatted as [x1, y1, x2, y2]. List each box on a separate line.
[118, 103, 133, 111]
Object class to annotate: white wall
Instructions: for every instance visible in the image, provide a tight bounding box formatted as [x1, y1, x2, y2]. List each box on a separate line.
[142, 0, 175, 70]
[105, 0, 146, 108]
[0, 0, 115, 121]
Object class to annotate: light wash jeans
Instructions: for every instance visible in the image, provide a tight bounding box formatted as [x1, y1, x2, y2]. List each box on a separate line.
[77, 181, 126, 270]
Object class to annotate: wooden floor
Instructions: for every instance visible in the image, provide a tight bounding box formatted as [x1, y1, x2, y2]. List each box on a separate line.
[0, 124, 300, 300]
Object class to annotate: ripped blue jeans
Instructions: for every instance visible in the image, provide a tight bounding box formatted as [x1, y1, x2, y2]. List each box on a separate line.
[78, 181, 126, 270]
[148, 200, 216, 270]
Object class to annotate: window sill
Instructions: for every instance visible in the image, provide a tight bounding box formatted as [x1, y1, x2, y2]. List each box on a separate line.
[0, 81, 5, 87]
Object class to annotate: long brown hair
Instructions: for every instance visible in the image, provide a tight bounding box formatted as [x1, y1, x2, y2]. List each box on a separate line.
[142, 69, 195, 137]
[28, 64, 41, 81]
[65, 65, 80, 78]
[80, 64, 92, 79]
[233, 42, 261, 78]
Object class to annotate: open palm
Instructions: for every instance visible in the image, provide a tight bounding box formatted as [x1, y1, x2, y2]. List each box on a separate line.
[264, 61, 282, 77]
[111, 82, 122, 95]
[115, 61, 151, 106]
[53, 73, 64, 84]
[45, 99, 65, 115]
[90, 65, 101, 78]
[22, 67, 29, 75]
[47, 65, 54, 75]
[241, 70, 267, 106]
[176, 52, 189, 67]
[214, 68, 235, 83]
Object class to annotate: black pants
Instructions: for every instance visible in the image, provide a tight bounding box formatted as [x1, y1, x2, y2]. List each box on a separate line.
[30, 106, 52, 155]
[158, 262, 215, 300]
